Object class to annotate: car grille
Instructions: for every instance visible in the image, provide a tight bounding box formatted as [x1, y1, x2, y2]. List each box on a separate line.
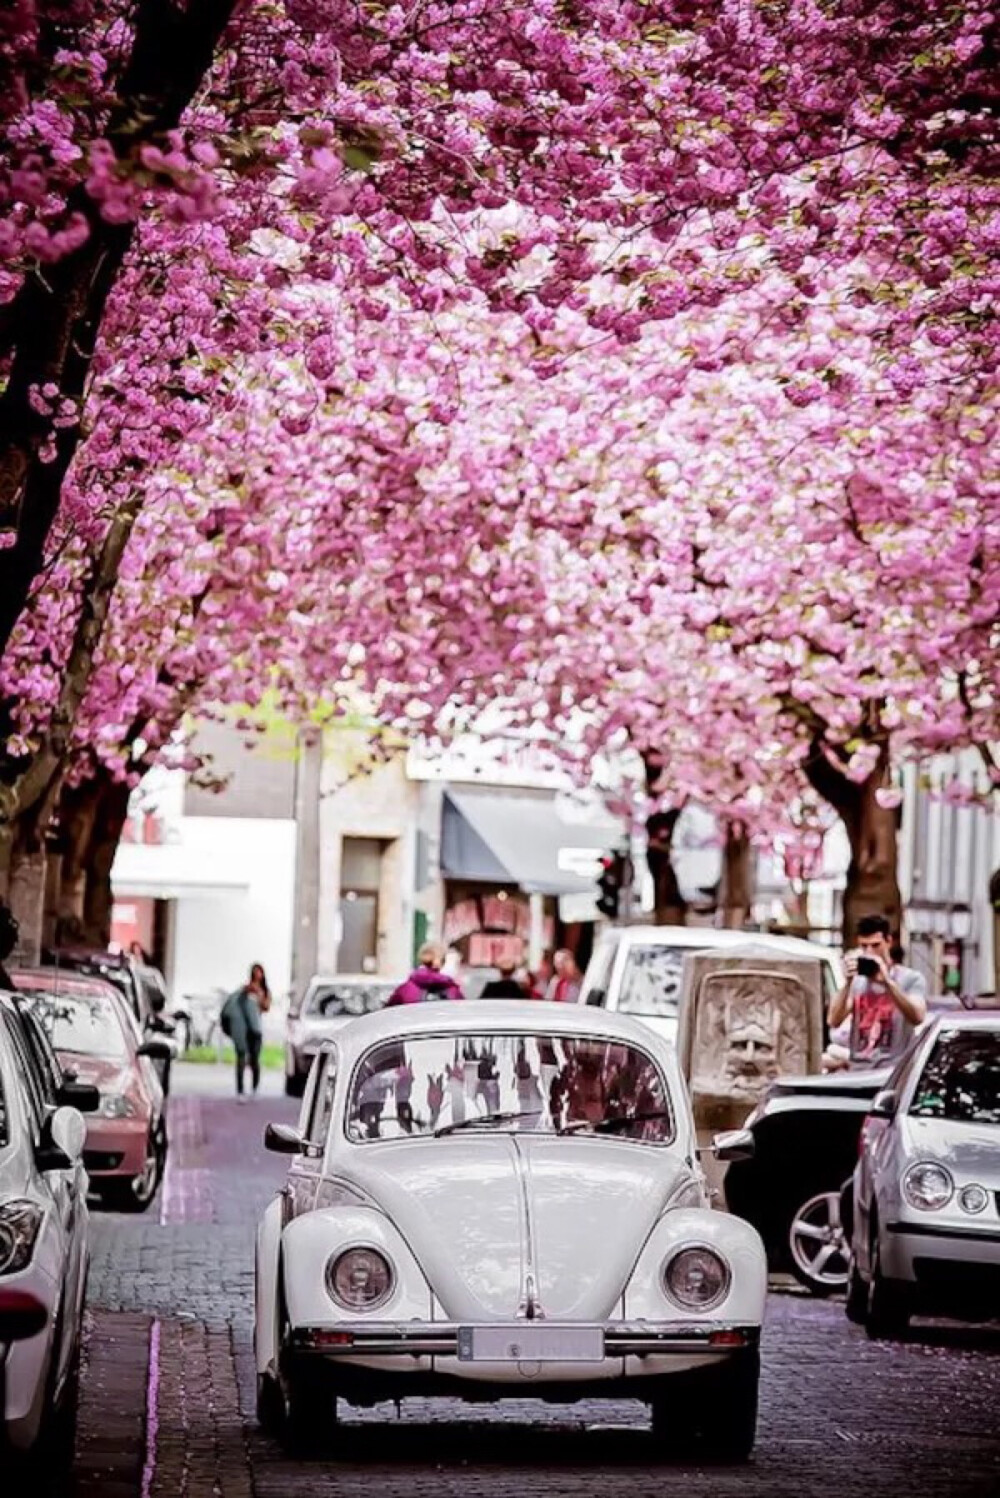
[84, 1150, 124, 1171]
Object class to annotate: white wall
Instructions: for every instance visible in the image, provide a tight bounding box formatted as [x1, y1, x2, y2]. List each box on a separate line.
[168, 817, 296, 1000]
[316, 747, 422, 977]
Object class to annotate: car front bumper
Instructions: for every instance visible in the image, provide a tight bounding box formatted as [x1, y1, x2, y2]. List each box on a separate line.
[0, 1273, 59, 1454]
[884, 1219, 1000, 1313]
[84, 1115, 149, 1178]
[286, 1318, 759, 1389]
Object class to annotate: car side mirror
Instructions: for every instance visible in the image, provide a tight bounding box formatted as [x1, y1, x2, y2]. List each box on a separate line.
[57, 1078, 100, 1113]
[870, 1088, 898, 1120]
[711, 1128, 755, 1163]
[264, 1122, 309, 1155]
[37, 1105, 87, 1171]
[137, 1038, 173, 1060]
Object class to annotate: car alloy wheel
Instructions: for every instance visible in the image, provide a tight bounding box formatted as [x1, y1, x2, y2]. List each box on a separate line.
[787, 1191, 850, 1295]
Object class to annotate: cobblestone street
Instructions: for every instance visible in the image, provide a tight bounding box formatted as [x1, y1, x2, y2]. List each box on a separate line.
[57, 1065, 1000, 1498]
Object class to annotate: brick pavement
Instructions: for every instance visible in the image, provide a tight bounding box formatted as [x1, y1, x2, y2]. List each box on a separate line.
[67, 1064, 1000, 1498]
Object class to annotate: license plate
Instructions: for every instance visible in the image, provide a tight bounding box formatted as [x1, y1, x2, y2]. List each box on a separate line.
[457, 1325, 605, 1362]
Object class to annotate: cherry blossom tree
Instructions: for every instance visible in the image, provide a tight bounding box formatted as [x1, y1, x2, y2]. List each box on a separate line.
[1, 1, 997, 944]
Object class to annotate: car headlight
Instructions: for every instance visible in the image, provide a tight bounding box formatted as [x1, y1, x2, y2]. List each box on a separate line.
[325, 1248, 394, 1311]
[958, 1184, 988, 1215]
[902, 1162, 954, 1211]
[99, 1094, 139, 1119]
[662, 1245, 730, 1311]
[0, 1200, 44, 1276]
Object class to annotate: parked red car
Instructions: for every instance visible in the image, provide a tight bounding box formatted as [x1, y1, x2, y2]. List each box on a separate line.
[13, 968, 170, 1212]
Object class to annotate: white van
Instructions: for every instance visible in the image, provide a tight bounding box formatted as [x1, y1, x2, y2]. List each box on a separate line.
[579, 926, 843, 1045]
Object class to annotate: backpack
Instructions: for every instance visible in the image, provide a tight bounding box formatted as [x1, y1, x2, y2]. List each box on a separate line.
[219, 996, 234, 1038]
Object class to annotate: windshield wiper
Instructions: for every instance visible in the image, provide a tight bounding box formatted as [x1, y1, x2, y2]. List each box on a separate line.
[559, 1109, 672, 1136]
[435, 1109, 541, 1138]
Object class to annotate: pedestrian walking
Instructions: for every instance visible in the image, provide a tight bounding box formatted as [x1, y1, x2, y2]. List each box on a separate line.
[546, 948, 582, 1003]
[827, 915, 927, 1068]
[221, 962, 271, 1102]
[0, 900, 19, 990]
[388, 943, 464, 1005]
[480, 961, 524, 999]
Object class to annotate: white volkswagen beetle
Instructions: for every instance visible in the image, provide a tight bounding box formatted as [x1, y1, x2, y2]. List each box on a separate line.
[255, 1002, 766, 1458]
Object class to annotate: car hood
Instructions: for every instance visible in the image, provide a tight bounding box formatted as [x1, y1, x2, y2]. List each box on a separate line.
[335, 1135, 692, 1320]
[56, 1051, 132, 1095]
[900, 1116, 1000, 1182]
[295, 1015, 354, 1037]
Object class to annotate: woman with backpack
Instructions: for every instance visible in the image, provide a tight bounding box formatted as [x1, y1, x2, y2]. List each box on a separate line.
[221, 963, 271, 1102]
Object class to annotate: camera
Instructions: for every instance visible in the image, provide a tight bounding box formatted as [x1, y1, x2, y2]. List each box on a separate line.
[856, 955, 879, 979]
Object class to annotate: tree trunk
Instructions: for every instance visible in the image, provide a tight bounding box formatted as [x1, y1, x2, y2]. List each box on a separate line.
[0, 0, 238, 656]
[81, 775, 132, 948]
[805, 738, 902, 947]
[646, 809, 688, 926]
[7, 840, 47, 964]
[53, 779, 108, 945]
[720, 820, 753, 930]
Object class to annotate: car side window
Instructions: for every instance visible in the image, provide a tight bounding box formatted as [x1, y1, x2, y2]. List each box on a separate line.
[306, 1050, 338, 1146]
[582, 941, 616, 1007]
[14, 1003, 61, 1104]
[3, 1011, 47, 1135]
[885, 1029, 926, 1094]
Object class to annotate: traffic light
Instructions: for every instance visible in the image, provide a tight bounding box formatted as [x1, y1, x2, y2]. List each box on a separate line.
[596, 851, 625, 919]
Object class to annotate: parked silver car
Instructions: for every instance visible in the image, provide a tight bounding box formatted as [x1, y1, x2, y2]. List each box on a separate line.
[0, 992, 92, 1471]
[284, 975, 397, 1096]
[846, 1013, 1000, 1338]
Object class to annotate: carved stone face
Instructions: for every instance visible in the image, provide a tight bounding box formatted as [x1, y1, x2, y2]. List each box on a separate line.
[722, 1016, 779, 1090]
[690, 974, 810, 1103]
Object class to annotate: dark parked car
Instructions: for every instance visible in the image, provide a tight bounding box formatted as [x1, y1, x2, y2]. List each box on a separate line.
[724, 1067, 890, 1294]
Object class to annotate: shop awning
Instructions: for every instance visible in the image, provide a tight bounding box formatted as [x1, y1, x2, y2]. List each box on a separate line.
[441, 786, 623, 898]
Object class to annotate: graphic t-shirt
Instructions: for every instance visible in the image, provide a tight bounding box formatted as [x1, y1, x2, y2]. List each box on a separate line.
[848, 964, 927, 1066]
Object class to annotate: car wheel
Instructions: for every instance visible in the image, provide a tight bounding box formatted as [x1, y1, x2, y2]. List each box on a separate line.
[282, 1364, 337, 1454]
[865, 1230, 910, 1340]
[844, 1254, 868, 1325]
[46, 1319, 82, 1472]
[787, 1189, 850, 1295]
[284, 1070, 307, 1099]
[651, 1349, 759, 1462]
[256, 1370, 285, 1437]
[107, 1126, 165, 1213]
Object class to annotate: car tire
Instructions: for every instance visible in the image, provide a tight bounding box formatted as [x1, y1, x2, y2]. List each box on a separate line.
[651, 1349, 759, 1462]
[282, 1364, 337, 1454]
[46, 1320, 82, 1472]
[104, 1125, 166, 1213]
[786, 1188, 850, 1296]
[284, 1070, 307, 1099]
[844, 1254, 868, 1325]
[865, 1231, 910, 1340]
[256, 1371, 285, 1438]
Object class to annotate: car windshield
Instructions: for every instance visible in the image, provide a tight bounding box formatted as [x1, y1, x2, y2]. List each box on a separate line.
[347, 1031, 673, 1144]
[617, 946, 691, 1018]
[306, 983, 394, 1019]
[21, 990, 128, 1060]
[909, 1030, 1000, 1125]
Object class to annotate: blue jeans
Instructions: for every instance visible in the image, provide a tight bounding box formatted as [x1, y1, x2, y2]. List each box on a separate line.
[236, 1031, 262, 1094]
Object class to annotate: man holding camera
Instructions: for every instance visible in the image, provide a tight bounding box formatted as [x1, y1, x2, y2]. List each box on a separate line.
[828, 914, 927, 1068]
